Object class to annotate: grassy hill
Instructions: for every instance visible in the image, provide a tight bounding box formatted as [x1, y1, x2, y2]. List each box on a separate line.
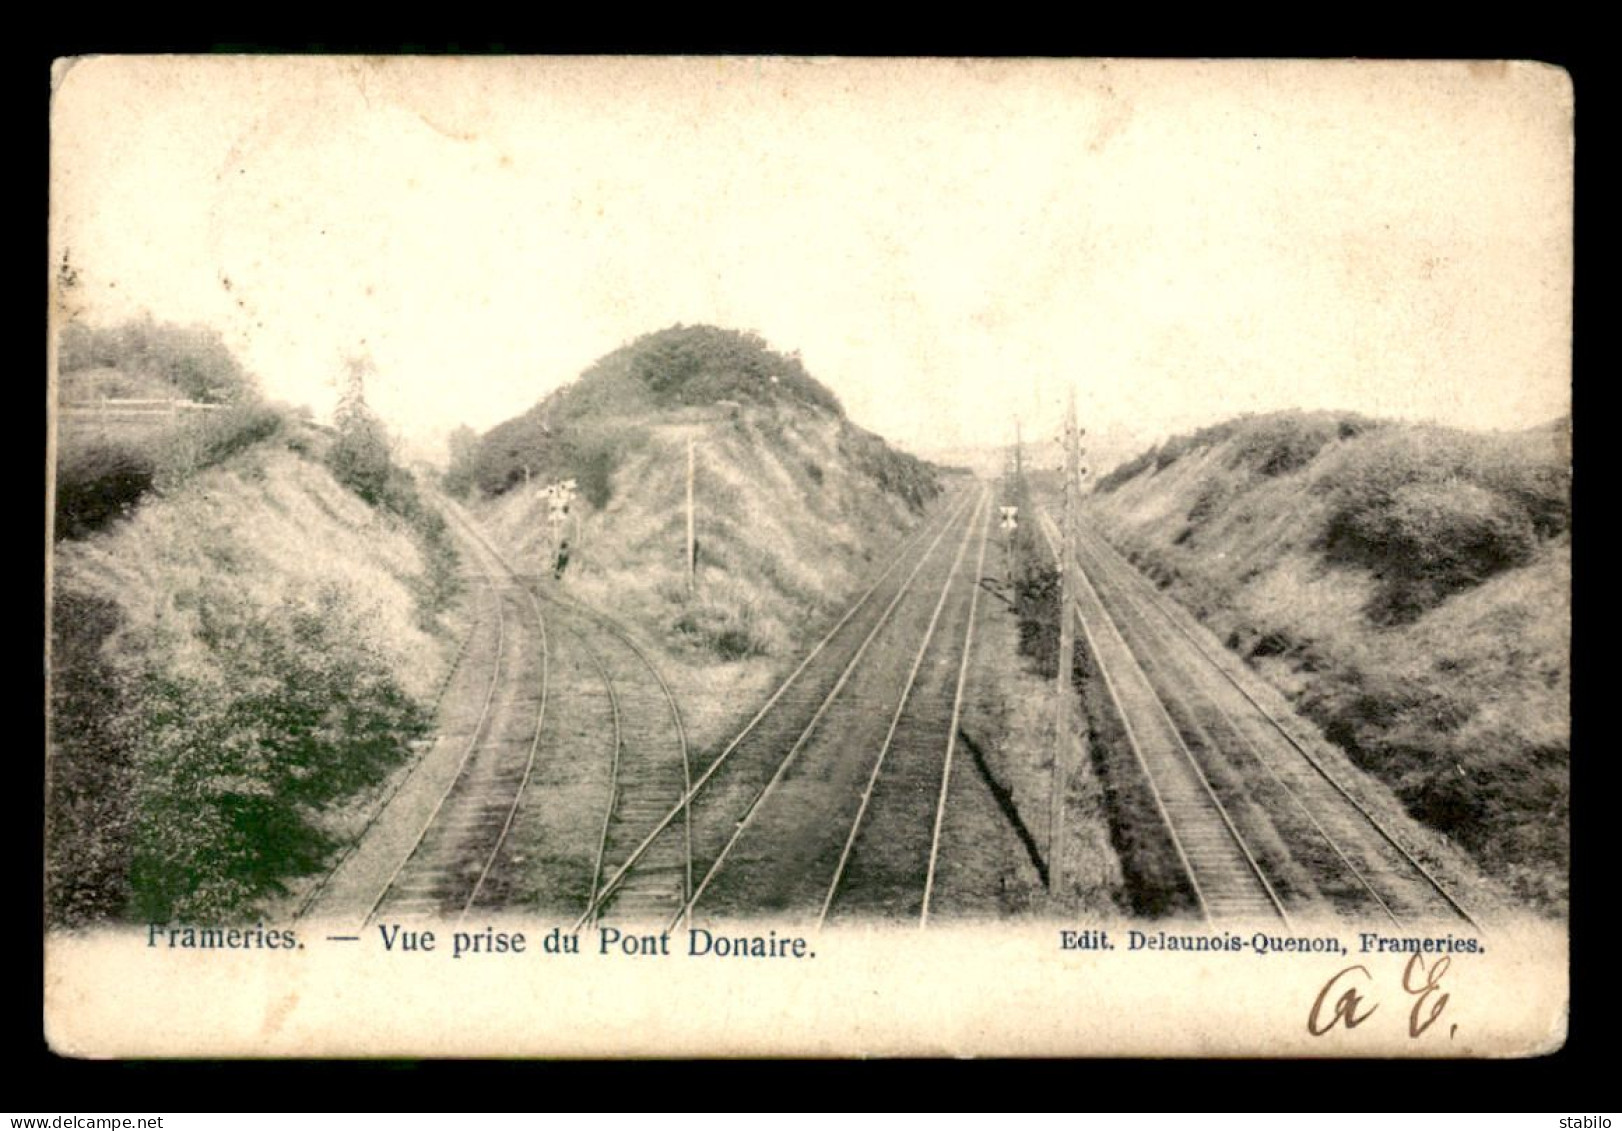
[1086, 410, 1571, 914]
[458, 324, 944, 664]
[50, 410, 462, 926]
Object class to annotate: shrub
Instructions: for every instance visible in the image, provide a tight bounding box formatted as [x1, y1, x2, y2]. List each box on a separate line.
[54, 441, 156, 539]
[154, 403, 284, 491]
[838, 423, 942, 513]
[1325, 479, 1539, 624]
[402, 498, 463, 629]
[627, 324, 844, 415]
[1228, 414, 1338, 477]
[442, 424, 480, 499]
[46, 592, 138, 926]
[55, 406, 291, 540]
[574, 436, 620, 510]
[328, 409, 394, 505]
[1185, 481, 1226, 530]
[1094, 445, 1158, 493]
[125, 583, 431, 922]
[672, 594, 771, 660]
[470, 325, 905, 502]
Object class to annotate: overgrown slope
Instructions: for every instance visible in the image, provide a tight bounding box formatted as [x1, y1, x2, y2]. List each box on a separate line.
[48, 428, 462, 925]
[458, 325, 944, 662]
[1087, 411, 1571, 913]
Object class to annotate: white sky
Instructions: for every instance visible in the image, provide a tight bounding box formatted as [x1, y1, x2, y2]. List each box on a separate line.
[50, 57, 1573, 460]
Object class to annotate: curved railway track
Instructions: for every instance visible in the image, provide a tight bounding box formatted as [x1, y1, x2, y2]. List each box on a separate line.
[441, 502, 692, 925]
[576, 485, 988, 928]
[363, 507, 551, 923]
[1038, 507, 1476, 927]
[299, 498, 694, 925]
[539, 590, 692, 927]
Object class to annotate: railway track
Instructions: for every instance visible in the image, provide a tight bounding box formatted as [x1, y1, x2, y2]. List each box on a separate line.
[299, 496, 693, 926]
[291, 556, 497, 920]
[442, 502, 693, 924]
[1038, 508, 1476, 926]
[540, 592, 692, 927]
[576, 484, 989, 928]
[364, 507, 551, 922]
[1068, 522, 1477, 927]
[1038, 512, 1287, 923]
[818, 488, 992, 926]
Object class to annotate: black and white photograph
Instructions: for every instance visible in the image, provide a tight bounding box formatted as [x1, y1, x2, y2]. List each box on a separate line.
[44, 56, 1572, 1057]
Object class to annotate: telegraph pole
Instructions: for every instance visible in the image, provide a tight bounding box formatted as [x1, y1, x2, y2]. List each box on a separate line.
[1051, 389, 1082, 897]
[686, 437, 697, 595]
[1014, 417, 1024, 486]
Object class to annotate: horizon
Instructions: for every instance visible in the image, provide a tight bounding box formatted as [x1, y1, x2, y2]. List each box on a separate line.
[52, 57, 1572, 464]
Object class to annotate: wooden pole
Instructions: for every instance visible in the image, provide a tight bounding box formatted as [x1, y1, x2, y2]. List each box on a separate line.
[1052, 389, 1078, 895]
[686, 437, 696, 595]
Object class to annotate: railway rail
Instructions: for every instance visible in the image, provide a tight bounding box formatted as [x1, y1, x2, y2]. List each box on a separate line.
[291, 560, 496, 920]
[540, 590, 692, 926]
[1039, 512, 1288, 923]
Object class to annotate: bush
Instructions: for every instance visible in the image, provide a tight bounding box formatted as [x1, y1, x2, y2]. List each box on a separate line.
[400, 495, 462, 629]
[672, 594, 771, 660]
[47, 592, 138, 926]
[1325, 479, 1539, 624]
[628, 324, 844, 415]
[328, 411, 394, 505]
[56, 405, 290, 540]
[125, 583, 431, 922]
[54, 441, 156, 539]
[574, 436, 620, 510]
[442, 425, 480, 499]
[1228, 414, 1340, 477]
[1098, 412, 1385, 494]
[470, 325, 897, 503]
[155, 403, 284, 491]
[838, 424, 942, 513]
[1094, 445, 1158, 493]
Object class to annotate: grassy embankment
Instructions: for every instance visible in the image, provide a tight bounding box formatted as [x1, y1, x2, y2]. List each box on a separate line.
[1087, 411, 1571, 914]
[49, 321, 462, 926]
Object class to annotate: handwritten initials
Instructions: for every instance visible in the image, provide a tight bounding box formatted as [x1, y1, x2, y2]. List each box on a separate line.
[1403, 953, 1451, 1038]
[1307, 964, 1378, 1035]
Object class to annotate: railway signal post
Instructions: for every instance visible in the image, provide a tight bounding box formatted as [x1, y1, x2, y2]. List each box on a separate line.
[999, 505, 1019, 583]
[542, 479, 578, 580]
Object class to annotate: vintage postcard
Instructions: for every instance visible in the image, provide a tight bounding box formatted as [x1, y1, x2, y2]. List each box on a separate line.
[45, 56, 1572, 1058]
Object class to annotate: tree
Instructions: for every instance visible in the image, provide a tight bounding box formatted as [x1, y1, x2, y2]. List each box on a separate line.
[328, 354, 394, 505]
[57, 314, 258, 403]
[443, 424, 481, 499]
